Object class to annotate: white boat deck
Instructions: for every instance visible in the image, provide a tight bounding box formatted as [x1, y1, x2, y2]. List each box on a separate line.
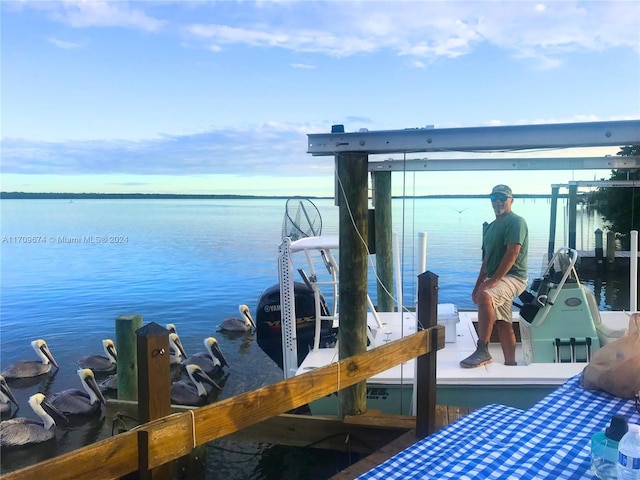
[296, 309, 632, 388]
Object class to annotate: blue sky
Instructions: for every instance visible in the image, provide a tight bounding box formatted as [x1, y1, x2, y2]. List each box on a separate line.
[1, 1, 639, 196]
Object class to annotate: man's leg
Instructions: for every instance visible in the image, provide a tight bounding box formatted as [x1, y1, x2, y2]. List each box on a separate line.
[460, 289, 495, 368]
[495, 320, 517, 365]
[475, 289, 496, 344]
[494, 276, 527, 365]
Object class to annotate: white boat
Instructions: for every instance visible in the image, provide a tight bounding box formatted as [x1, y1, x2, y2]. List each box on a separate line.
[255, 235, 633, 414]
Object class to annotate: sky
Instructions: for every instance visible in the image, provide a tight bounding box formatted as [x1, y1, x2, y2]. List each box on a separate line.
[1, 0, 639, 197]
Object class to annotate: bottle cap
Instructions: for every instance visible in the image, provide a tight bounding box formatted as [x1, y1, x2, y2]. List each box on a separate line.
[605, 414, 628, 441]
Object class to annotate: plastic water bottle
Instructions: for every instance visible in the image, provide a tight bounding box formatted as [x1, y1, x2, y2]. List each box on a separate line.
[618, 423, 640, 480]
[591, 415, 628, 479]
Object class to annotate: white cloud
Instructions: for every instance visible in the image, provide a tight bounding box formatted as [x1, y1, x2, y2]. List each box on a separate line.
[291, 63, 316, 70]
[0, 123, 331, 178]
[50, 1, 165, 31]
[47, 37, 82, 49]
[180, 1, 639, 66]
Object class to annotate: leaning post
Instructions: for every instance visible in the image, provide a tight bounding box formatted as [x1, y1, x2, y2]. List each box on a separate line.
[116, 314, 143, 401]
[416, 271, 440, 438]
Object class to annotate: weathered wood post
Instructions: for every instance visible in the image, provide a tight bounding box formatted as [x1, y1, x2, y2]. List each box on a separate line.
[136, 322, 173, 480]
[416, 271, 439, 438]
[373, 170, 394, 312]
[607, 231, 616, 268]
[595, 228, 604, 272]
[116, 314, 143, 400]
[337, 152, 369, 419]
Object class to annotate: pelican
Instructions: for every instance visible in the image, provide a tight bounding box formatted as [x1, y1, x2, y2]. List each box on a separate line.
[78, 339, 117, 373]
[1, 339, 59, 379]
[171, 364, 222, 406]
[0, 393, 67, 447]
[166, 323, 178, 335]
[50, 369, 106, 416]
[0, 376, 19, 417]
[183, 337, 229, 377]
[169, 333, 188, 365]
[218, 304, 256, 332]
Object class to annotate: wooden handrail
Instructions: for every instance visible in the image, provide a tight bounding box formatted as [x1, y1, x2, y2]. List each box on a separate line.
[2, 324, 444, 480]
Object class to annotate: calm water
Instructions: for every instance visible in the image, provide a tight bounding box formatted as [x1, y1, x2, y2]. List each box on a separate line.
[0, 197, 633, 476]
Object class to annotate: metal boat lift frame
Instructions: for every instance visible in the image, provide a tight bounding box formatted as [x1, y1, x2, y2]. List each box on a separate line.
[302, 119, 639, 415]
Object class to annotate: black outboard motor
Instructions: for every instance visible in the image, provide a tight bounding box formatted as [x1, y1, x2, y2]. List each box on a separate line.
[256, 282, 336, 369]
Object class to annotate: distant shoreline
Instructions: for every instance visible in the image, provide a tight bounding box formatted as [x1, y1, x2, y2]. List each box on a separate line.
[0, 192, 564, 200]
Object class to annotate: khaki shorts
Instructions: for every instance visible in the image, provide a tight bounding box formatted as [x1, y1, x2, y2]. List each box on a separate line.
[484, 275, 527, 323]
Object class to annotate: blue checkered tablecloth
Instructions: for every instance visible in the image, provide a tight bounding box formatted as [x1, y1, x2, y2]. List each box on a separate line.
[358, 375, 640, 479]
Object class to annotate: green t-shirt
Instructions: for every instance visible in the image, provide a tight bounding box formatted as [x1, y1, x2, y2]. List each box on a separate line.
[482, 211, 528, 279]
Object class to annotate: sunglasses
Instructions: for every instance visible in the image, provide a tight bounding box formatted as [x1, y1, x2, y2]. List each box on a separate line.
[490, 193, 511, 202]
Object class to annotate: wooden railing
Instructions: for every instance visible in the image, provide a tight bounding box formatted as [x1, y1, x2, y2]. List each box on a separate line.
[2, 272, 444, 480]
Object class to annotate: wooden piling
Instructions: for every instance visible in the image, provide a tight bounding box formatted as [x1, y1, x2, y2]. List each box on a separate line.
[595, 229, 604, 271]
[136, 322, 173, 480]
[116, 314, 143, 401]
[416, 271, 439, 438]
[336, 152, 369, 419]
[373, 171, 394, 312]
[607, 231, 616, 266]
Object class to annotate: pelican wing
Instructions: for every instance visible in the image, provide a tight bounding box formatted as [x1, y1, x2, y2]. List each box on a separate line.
[1, 360, 51, 379]
[78, 355, 115, 372]
[50, 389, 99, 416]
[0, 418, 53, 447]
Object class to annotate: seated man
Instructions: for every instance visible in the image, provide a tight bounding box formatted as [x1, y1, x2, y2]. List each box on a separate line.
[461, 185, 529, 368]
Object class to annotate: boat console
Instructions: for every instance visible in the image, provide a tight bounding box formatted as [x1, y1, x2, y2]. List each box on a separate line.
[517, 248, 601, 364]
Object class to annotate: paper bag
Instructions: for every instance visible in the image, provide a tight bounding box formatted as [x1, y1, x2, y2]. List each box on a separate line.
[581, 313, 640, 399]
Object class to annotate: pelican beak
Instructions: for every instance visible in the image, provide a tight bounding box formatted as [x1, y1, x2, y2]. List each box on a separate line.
[42, 397, 69, 423]
[193, 369, 222, 391]
[0, 378, 18, 407]
[242, 306, 257, 333]
[40, 343, 59, 369]
[210, 342, 230, 369]
[84, 373, 107, 405]
[173, 336, 187, 358]
[106, 344, 117, 363]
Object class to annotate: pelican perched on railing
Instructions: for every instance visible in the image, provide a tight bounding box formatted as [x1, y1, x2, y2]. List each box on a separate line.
[0, 375, 19, 417]
[169, 333, 188, 365]
[183, 337, 229, 377]
[50, 369, 106, 416]
[0, 393, 67, 447]
[78, 339, 117, 373]
[218, 304, 256, 333]
[1, 340, 59, 379]
[171, 364, 222, 406]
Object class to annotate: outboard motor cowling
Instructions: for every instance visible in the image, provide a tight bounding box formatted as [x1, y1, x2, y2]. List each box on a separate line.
[256, 282, 336, 369]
